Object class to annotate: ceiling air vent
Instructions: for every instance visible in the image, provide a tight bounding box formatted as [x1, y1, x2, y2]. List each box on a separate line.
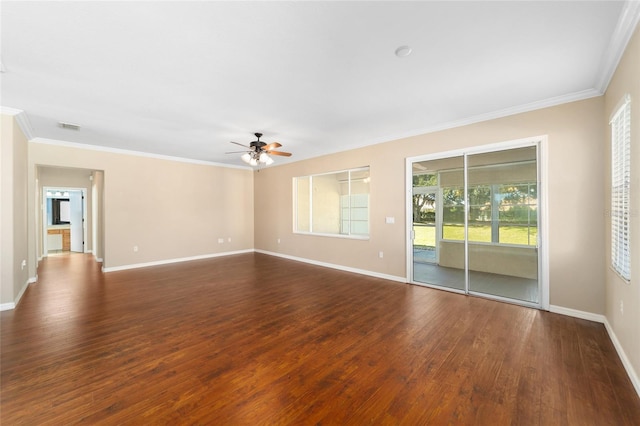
[58, 121, 81, 130]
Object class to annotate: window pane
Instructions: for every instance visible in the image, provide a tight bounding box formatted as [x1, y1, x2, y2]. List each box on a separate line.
[468, 206, 491, 243]
[611, 96, 631, 280]
[468, 185, 491, 206]
[312, 174, 341, 234]
[295, 176, 310, 232]
[294, 167, 369, 238]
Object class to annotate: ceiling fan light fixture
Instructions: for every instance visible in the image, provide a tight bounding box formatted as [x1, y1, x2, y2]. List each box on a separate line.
[259, 152, 273, 165]
[229, 132, 291, 167]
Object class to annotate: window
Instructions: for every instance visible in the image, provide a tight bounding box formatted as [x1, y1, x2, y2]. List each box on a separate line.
[611, 95, 631, 281]
[441, 182, 537, 245]
[442, 186, 465, 240]
[294, 167, 370, 238]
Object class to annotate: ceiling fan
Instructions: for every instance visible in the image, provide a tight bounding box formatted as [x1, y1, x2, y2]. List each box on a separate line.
[226, 132, 292, 166]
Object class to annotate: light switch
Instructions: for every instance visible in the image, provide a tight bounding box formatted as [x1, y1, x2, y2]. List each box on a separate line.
[385, 217, 395, 224]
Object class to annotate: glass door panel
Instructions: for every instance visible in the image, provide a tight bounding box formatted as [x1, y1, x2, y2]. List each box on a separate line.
[412, 156, 465, 291]
[466, 146, 539, 303]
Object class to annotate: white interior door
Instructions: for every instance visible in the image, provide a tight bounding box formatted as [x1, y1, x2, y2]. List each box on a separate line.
[69, 191, 84, 252]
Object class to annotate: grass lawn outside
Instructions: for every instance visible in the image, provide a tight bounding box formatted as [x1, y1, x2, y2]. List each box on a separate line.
[413, 223, 537, 246]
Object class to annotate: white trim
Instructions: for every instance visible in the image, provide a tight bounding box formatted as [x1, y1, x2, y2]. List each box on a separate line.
[255, 249, 407, 284]
[595, 1, 640, 93]
[1, 107, 35, 140]
[15, 278, 31, 305]
[549, 305, 606, 323]
[30, 137, 252, 170]
[14, 111, 35, 140]
[0, 106, 23, 115]
[539, 137, 550, 310]
[405, 158, 414, 282]
[609, 93, 632, 123]
[0, 303, 16, 312]
[292, 231, 370, 241]
[1, 278, 34, 311]
[405, 136, 548, 309]
[101, 249, 254, 273]
[406, 135, 546, 163]
[551, 303, 640, 398]
[604, 317, 640, 398]
[312, 90, 602, 163]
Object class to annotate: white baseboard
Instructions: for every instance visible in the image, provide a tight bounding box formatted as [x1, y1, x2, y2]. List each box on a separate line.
[1, 277, 35, 311]
[604, 318, 640, 398]
[255, 249, 407, 284]
[549, 305, 606, 323]
[14, 277, 32, 306]
[0, 302, 16, 311]
[550, 304, 639, 398]
[102, 249, 254, 273]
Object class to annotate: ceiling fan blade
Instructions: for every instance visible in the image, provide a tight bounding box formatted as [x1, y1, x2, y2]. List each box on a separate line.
[230, 141, 250, 148]
[225, 150, 249, 154]
[268, 150, 292, 157]
[262, 142, 282, 151]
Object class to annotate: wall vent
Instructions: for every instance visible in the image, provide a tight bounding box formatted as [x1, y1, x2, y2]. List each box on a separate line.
[58, 121, 81, 130]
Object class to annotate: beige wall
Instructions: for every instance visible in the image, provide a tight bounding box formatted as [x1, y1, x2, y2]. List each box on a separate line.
[255, 96, 605, 314]
[28, 143, 255, 270]
[0, 114, 29, 307]
[604, 26, 640, 387]
[92, 171, 105, 262]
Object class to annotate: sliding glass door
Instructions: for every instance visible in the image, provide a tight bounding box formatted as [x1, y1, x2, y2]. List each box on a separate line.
[408, 140, 543, 308]
[466, 146, 539, 303]
[412, 155, 465, 292]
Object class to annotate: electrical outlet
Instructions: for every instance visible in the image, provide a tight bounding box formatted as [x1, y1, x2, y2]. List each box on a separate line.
[620, 300, 624, 315]
[21, 259, 26, 270]
[379, 251, 384, 258]
[218, 238, 224, 244]
[277, 238, 281, 244]
[133, 245, 138, 252]
[228, 237, 231, 242]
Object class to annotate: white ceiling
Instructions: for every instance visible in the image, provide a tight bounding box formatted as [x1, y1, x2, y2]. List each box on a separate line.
[2, 1, 638, 168]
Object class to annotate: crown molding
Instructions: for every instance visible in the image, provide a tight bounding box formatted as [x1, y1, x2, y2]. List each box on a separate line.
[327, 87, 603, 157]
[30, 137, 252, 170]
[1, 106, 34, 140]
[595, 0, 640, 93]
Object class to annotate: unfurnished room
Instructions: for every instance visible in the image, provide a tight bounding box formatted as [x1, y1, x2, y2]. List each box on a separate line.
[1, 1, 639, 424]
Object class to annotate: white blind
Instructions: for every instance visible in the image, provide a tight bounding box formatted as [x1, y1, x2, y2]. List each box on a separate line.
[610, 95, 631, 281]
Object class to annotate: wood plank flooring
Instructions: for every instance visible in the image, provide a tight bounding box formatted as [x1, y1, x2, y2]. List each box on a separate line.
[2, 252, 639, 424]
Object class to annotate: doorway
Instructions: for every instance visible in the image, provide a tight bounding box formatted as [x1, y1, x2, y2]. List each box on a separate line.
[43, 187, 86, 254]
[407, 138, 548, 309]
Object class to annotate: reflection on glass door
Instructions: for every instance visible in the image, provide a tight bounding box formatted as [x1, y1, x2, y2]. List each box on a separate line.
[412, 156, 465, 291]
[467, 147, 539, 303]
[409, 142, 541, 307]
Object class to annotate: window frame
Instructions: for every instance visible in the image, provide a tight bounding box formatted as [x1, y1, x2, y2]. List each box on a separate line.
[610, 94, 631, 282]
[440, 178, 538, 248]
[293, 166, 370, 240]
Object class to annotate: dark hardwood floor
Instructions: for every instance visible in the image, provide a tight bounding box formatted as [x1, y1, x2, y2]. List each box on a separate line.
[2, 252, 639, 425]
